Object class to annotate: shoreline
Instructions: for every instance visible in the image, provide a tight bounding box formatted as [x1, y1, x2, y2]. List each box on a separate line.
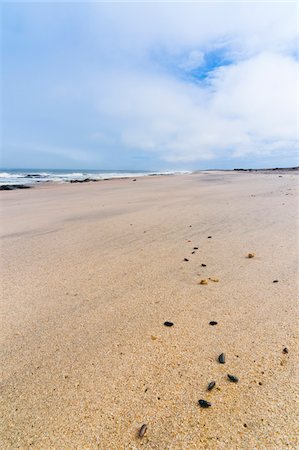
[0, 167, 298, 191]
[1, 171, 298, 448]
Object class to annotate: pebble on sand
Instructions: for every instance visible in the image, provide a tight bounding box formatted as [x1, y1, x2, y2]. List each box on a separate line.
[227, 374, 239, 382]
[273, 280, 279, 283]
[282, 347, 289, 354]
[247, 253, 256, 258]
[199, 279, 208, 285]
[207, 381, 216, 391]
[198, 399, 211, 408]
[193, 247, 199, 250]
[184, 258, 189, 262]
[138, 424, 147, 437]
[209, 277, 219, 282]
[218, 353, 225, 364]
[209, 321, 218, 326]
[207, 236, 212, 239]
[201, 263, 207, 267]
[164, 321, 174, 327]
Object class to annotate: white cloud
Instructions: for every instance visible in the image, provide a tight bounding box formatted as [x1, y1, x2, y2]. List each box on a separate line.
[83, 2, 297, 164]
[91, 51, 296, 163]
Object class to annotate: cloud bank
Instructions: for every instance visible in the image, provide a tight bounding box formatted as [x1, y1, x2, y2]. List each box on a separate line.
[2, 2, 298, 168]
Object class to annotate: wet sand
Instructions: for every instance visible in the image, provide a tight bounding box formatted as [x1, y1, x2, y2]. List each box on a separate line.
[0, 172, 298, 449]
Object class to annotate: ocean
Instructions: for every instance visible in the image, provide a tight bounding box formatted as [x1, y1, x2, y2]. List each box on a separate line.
[0, 169, 190, 186]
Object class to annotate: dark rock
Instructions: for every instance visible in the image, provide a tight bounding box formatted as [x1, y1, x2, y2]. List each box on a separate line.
[164, 321, 174, 327]
[227, 374, 239, 382]
[138, 424, 147, 437]
[191, 251, 195, 254]
[207, 381, 216, 391]
[273, 280, 279, 283]
[218, 353, 225, 364]
[198, 399, 211, 408]
[201, 264, 207, 267]
[193, 247, 198, 250]
[0, 184, 31, 190]
[207, 236, 212, 238]
[283, 347, 289, 354]
[132, 179, 137, 181]
[70, 178, 97, 183]
[184, 258, 189, 262]
[209, 321, 218, 326]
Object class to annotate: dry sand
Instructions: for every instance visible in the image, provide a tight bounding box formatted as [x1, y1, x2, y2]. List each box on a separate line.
[0, 171, 298, 449]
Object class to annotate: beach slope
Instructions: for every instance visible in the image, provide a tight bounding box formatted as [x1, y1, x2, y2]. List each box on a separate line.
[0, 172, 298, 449]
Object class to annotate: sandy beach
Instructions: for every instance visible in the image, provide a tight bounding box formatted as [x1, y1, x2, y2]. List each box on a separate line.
[0, 171, 298, 449]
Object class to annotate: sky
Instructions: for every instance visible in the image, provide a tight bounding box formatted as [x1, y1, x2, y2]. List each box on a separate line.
[1, 1, 298, 170]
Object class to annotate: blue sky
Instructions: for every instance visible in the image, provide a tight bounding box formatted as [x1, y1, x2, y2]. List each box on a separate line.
[1, 2, 297, 170]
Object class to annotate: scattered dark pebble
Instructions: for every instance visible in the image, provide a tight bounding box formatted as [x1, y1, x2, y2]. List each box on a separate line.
[164, 321, 174, 327]
[132, 179, 137, 181]
[191, 251, 195, 254]
[283, 347, 289, 354]
[273, 280, 279, 283]
[209, 321, 218, 326]
[218, 353, 225, 364]
[201, 263, 207, 267]
[258, 382, 262, 385]
[138, 424, 147, 438]
[207, 236, 212, 239]
[227, 374, 239, 382]
[184, 258, 189, 262]
[193, 247, 198, 250]
[243, 423, 247, 428]
[199, 399, 211, 408]
[207, 381, 216, 391]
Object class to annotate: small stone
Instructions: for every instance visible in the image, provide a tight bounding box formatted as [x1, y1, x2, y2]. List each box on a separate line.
[209, 321, 218, 326]
[258, 382, 262, 385]
[201, 263, 207, 267]
[247, 253, 255, 258]
[193, 247, 198, 250]
[138, 424, 147, 437]
[209, 277, 219, 282]
[199, 279, 208, 285]
[282, 347, 289, 354]
[218, 353, 225, 364]
[191, 251, 195, 254]
[198, 399, 211, 408]
[151, 335, 157, 340]
[273, 280, 279, 283]
[164, 321, 174, 327]
[184, 258, 189, 262]
[207, 236, 212, 239]
[227, 374, 239, 382]
[207, 381, 216, 391]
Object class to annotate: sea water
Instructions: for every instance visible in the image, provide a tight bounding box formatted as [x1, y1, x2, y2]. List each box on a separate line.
[0, 169, 190, 186]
